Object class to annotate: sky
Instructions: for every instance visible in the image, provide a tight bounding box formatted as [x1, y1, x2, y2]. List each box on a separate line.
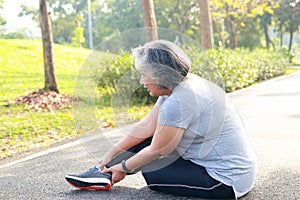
[1, 0, 40, 37]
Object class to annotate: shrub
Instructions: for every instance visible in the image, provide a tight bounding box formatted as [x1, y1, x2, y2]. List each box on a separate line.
[94, 48, 288, 104]
[0, 32, 26, 39]
[190, 48, 288, 92]
[96, 52, 157, 105]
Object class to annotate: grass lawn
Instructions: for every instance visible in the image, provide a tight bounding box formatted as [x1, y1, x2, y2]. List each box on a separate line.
[285, 67, 299, 75]
[0, 39, 151, 159]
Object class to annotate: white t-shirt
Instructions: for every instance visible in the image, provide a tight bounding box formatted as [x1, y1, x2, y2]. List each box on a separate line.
[157, 73, 257, 198]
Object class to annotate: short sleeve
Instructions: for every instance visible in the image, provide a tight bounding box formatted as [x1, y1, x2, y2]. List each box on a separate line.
[156, 96, 167, 106]
[158, 95, 195, 129]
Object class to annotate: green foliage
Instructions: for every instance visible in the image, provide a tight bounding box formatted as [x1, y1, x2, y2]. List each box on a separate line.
[16, 0, 299, 51]
[0, 32, 26, 39]
[0, 16, 5, 26]
[91, 0, 144, 46]
[0, 38, 290, 158]
[96, 52, 156, 105]
[154, 0, 200, 40]
[71, 27, 86, 47]
[274, 0, 300, 52]
[237, 18, 263, 50]
[50, 1, 87, 44]
[52, 15, 80, 44]
[190, 48, 288, 92]
[0, 0, 5, 25]
[92, 45, 288, 104]
[96, 52, 134, 94]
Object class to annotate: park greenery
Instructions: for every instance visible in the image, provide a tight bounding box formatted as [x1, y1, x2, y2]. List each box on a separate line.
[0, 38, 291, 159]
[0, 0, 299, 159]
[0, 39, 153, 158]
[5, 0, 299, 53]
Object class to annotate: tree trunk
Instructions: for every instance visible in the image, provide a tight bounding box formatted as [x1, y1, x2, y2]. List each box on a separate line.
[225, 4, 236, 49]
[39, 0, 58, 93]
[142, 0, 158, 42]
[288, 29, 293, 53]
[263, 24, 275, 50]
[227, 18, 236, 49]
[198, 0, 214, 50]
[264, 24, 270, 49]
[212, 18, 224, 47]
[280, 26, 283, 47]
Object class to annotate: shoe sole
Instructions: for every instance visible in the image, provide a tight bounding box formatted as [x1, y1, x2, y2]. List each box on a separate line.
[65, 176, 111, 191]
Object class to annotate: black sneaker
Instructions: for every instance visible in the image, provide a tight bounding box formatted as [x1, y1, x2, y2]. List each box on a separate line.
[65, 166, 112, 190]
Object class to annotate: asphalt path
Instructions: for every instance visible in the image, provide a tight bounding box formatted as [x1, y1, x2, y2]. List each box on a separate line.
[1, 70, 300, 200]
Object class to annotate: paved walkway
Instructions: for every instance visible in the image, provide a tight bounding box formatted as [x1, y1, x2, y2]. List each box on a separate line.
[0, 71, 300, 199]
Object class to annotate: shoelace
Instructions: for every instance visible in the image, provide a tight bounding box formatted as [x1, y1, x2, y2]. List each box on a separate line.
[81, 166, 98, 176]
[81, 166, 112, 179]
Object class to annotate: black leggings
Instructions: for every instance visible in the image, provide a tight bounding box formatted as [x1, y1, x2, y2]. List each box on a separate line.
[107, 137, 235, 199]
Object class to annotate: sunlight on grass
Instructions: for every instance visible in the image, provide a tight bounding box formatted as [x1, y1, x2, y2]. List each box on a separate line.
[95, 104, 152, 127]
[284, 67, 299, 75]
[0, 39, 91, 101]
[0, 39, 151, 159]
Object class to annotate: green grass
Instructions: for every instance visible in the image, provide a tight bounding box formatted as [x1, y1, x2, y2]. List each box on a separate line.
[0, 39, 151, 159]
[0, 39, 88, 158]
[284, 67, 299, 75]
[0, 39, 90, 100]
[291, 61, 300, 66]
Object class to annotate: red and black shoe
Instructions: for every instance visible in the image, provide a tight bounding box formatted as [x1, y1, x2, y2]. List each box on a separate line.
[65, 166, 111, 191]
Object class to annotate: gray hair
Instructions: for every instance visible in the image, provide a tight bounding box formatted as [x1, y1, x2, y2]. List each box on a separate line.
[132, 40, 191, 90]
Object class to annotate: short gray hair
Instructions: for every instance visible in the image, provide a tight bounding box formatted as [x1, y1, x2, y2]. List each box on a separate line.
[132, 40, 191, 90]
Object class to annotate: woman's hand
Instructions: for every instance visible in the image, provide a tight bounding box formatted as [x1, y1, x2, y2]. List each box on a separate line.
[98, 153, 114, 171]
[98, 147, 121, 171]
[103, 164, 126, 185]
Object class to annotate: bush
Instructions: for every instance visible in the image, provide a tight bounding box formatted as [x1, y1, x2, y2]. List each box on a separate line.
[0, 32, 26, 39]
[94, 48, 288, 105]
[190, 48, 288, 92]
[96, 52, 157, 105]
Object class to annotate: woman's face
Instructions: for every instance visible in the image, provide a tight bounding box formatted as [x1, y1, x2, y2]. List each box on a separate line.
[139, 72, 171, 96]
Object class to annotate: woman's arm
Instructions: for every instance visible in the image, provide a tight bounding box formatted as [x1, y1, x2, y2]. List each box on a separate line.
[125, 124, 185, 167]
[104, 124, 185, 184]
[98, 103, 160, 170]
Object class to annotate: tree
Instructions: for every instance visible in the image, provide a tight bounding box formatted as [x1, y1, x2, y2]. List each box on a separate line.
[210, 0, 249, 49]
[39, 0, 59, 92]
[153, 0, 200, 41]
[92, 0, 144, 45]
[0, 0, 6, 25]
[275, 0, 300, 52]
[49, 0, 86, 45]
[237, 17, 262, 50]
[19, 3, 39, 20]
[251, 1, 280, 50]
[198, 0, 214, 49]
[20, 0, 88, 45]
[71, 26, 85, 47]
[210, 0, 281, 50]
[261, 13, 275, 50]
[142, 0, 157, 41]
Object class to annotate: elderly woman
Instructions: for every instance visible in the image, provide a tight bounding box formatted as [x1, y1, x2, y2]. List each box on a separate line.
[65, 40, 257, 199]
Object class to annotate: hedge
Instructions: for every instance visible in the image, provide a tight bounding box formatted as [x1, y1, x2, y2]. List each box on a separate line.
[95, 48, 288, 104]
[191, 48, 288, 92]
